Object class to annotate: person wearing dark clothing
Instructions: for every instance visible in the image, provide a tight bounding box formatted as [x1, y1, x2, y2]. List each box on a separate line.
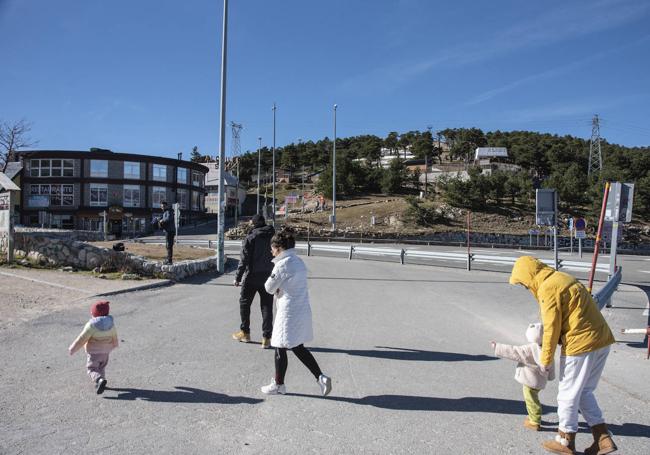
[159, 201, 176, 265]
[232, 214, 275, 348]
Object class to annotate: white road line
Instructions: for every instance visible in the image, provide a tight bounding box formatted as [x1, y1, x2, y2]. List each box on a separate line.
[640, 270, 650, 274]
[0, 271, 92, 294]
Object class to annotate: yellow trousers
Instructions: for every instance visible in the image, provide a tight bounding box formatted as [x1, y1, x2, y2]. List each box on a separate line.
[523, 385, 542, 424]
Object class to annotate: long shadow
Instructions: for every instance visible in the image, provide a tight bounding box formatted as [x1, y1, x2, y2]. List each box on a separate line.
[625, 284, 649, 349]
[287, 393, 554, 414]
[103, 386, 262, 404]
[179, 258, 239, 285]
[310, 346, 497, 362]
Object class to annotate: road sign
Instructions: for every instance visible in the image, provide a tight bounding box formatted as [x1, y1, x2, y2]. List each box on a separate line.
[536, 189, 557, 226]
[605, 182, 635, 223]
[575, 230, 586, 239]
[575, 217, 586, 231]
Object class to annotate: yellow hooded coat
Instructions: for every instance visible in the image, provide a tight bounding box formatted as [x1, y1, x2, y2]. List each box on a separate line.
[509, 256, 614, 366]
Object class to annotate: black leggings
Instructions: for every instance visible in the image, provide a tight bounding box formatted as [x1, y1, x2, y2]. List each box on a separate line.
[275, 345, 322, 385]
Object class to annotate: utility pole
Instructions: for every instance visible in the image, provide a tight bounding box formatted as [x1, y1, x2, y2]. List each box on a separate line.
[216, 0, 228, 273]
[256, 136, 262, 214]
[588, 114, 603, 177]
[332, 104, 337, 231]
[230, 121, 243, 226]
[425, 125, 433, 196]
[272, 103, 277, 226]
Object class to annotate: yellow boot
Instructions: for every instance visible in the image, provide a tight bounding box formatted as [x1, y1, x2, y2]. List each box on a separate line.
[542, 430, 576, 455]
[584, 423, 617, 455]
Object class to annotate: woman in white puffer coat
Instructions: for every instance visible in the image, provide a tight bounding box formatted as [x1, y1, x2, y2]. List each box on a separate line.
[260, 228, 332, 396]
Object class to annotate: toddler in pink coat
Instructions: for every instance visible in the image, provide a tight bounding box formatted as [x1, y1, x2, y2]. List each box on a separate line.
[69, 301, 119, 394]
[491, 322, 555, 431]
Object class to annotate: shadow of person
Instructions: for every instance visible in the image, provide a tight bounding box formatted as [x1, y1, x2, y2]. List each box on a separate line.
[309, 346, 497, 362]
[606, 422, 650, 439]
[104, 386, 263, 405]
[286, 393, 555, 414]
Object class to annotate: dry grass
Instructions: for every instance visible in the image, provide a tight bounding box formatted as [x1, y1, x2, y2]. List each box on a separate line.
[91, 242, 215, 261]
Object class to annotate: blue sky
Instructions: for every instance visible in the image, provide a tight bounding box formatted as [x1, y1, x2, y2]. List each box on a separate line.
[1, 0, 649, 160]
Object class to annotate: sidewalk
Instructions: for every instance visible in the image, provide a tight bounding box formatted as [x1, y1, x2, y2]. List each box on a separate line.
[0, 266, 170, 330]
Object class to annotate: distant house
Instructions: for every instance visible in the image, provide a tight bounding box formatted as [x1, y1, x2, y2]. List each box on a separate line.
[204, 163, 246, 216]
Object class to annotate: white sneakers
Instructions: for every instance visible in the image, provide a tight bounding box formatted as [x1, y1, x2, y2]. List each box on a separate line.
[260, 375, 332, 396]
[261, 379, 286, 395]
[318, 374, 332, 396]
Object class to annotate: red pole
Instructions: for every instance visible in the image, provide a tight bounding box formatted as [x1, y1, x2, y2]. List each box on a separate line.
[588, 181, 610, 292]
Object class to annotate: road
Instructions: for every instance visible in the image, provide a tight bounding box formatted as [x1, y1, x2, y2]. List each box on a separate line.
[1, 255, 648, 454]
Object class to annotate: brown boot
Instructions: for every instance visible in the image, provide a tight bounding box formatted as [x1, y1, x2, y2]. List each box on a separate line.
[523, 417, 541, 431]
[542, 430, 576, 455]
[584, 423, 617, 455]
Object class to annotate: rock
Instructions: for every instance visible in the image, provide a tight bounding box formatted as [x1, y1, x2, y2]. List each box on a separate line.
[61, 266, 74, 272]
[121, 273, 141, 280]
[98, 274, 107, 279]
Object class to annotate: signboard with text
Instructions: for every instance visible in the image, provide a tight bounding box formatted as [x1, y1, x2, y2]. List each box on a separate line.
[535, 189, 557, 226]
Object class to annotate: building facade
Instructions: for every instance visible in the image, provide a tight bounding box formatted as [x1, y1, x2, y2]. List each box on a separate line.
[16, 150, 207, 235]
[203, 163, 246, 216]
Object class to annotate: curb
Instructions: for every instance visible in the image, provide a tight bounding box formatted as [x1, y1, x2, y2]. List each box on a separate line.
[93, 279, 174, 297]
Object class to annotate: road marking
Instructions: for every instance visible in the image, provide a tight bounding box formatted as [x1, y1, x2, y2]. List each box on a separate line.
[640, 270, 650, 274]
[0, 271, 92, 294]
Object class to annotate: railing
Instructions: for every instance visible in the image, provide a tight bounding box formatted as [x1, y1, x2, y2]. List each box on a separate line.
[137, 238, 610, 275]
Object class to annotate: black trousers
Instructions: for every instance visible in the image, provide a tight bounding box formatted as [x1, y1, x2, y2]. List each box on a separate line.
[239, 275, 273, 338]
[165, 232, 175, 263]
[275, 344, 322, 385]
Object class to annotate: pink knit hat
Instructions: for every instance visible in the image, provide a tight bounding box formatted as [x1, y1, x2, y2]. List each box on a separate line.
[91, 301, 110, 317]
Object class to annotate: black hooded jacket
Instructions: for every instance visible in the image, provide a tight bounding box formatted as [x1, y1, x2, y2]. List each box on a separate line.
[235, 223, 275, 283]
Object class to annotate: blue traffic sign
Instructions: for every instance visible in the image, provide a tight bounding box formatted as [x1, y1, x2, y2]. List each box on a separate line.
[575, 217, 586, 231]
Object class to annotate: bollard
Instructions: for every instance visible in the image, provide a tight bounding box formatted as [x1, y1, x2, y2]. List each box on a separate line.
[208, 240, 212, 249]
[349, 245, 354, 260]
[400, 249, 405, 265]
[307, 241, 311, 257]
[621, 327, 650, 359]
[467, 253, 472, 271]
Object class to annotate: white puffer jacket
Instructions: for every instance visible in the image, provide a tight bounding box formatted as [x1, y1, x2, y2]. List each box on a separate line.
[265, 249, 313, 349]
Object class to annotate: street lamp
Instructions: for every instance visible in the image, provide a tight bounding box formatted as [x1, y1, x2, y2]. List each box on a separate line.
[256, 136, 262, 214]
[332, 104, 337, 231]
[272, 103, 277, 225]
[216, 0, 228, 273]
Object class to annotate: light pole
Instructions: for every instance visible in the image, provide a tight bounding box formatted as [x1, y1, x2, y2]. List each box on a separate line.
[299, 138, 305, 213]
[256, 136, 262, 214]
[332, 104, 337, 231]
[216, 0, 228, 273]
[272, 103, 277, 225]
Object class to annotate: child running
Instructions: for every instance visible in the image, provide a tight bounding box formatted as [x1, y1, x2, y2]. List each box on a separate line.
[491, 322, 555, 431]
[69, 300, 119, 394]
[260, 228, 332, 396]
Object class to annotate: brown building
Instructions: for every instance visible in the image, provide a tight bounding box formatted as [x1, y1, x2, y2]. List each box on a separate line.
[15, 149, 207, 235]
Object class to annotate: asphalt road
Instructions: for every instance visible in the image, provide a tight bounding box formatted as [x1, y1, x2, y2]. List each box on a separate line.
[1, 256, 648, 454]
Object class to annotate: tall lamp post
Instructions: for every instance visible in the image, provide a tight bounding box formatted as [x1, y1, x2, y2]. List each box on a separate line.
[331, 104, 337, 231]
[256, 136, 262, 214]
[272, 103, 277, 225]
[216, 0, 228, 273]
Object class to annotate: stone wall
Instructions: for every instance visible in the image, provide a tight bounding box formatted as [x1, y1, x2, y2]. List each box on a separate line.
[15, 227, 109, 242]
[3, 231, 217, 281]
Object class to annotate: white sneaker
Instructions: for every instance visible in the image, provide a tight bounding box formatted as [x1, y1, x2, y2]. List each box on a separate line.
[261, 379, 286, 395]
[318, 374, 332, 396]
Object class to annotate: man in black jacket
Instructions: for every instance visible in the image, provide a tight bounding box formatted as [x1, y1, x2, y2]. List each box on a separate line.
[158, 201, 176, 265]
[232, 214, 275, 348]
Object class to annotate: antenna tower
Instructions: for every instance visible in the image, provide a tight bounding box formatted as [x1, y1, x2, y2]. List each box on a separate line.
[588, 114, 602, 177]
[228, 121, 243, 171]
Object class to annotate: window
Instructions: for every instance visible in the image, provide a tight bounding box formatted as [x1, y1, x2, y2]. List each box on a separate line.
[191, 170, 203, 187]
[28, 184, 74, 207]
[177, 167, 187, 184]
[124, 161, 140, 179]
[30, 159, 73, 177]
[90, 160, 108, 177]
[90, 183, 108, 206]
[123, 185, 140, 207]
[152, 186, 166, 207]
[176, 189, 189, 209]
[192, 191, 201, 210]
[153, 164, 167, 181]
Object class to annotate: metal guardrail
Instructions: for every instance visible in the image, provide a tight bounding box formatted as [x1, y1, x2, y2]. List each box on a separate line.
[137, 238, 609, 275]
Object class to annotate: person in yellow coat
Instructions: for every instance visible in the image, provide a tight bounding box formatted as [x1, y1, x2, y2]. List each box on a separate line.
[509, 256, 617, 455]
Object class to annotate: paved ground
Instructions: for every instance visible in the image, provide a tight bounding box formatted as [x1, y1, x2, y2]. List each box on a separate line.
[0, 267, 169, 330]
[0, 256, 648, 454]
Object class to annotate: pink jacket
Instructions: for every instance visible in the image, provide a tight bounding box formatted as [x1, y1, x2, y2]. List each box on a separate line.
[69, 316, 118, 355]
[493, 323, 555, 390]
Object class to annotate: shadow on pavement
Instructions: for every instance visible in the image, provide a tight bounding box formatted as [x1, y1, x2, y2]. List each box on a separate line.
[103, 386, 263, 404]
[310, 346, 498, 362]
[308, 276, 503, 284]
[287, 393, 553, 414]
[624, 284, 649, 349]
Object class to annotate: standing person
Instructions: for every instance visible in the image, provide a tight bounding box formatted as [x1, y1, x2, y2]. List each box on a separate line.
[260, 228, 332, 396]
[509, 256, 617, 455]
[158, 201, 175, 265]
[68, 301, 119, 395]
[232, 214, 275, 348]
[491, 322, 555, 431]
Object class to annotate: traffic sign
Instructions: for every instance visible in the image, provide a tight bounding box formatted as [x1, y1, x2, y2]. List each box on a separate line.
[575, 230, 586, 239]
[574, 217, 586, 231]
